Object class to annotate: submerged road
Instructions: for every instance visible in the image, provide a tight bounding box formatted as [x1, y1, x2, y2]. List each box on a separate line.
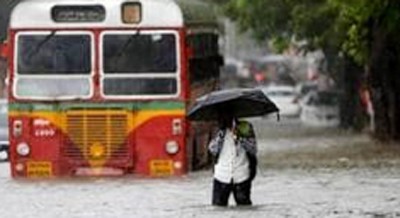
[1, 118, 400, 218]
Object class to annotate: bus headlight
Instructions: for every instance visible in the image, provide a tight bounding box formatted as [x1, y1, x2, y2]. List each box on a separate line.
[165, 140, 179, 154]
[16, 142, 30, 156]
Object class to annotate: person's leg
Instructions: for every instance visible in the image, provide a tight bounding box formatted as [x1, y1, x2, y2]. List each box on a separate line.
[233, 179, 252, 206]
[212, 179, 232, 206]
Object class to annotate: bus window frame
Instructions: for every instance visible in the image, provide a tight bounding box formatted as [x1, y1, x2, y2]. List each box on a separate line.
[13, 30, 95, 101]
[99, 30, 181, 100]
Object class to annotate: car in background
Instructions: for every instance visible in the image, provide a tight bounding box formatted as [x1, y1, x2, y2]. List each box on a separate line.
[295, 81, 318, 99]
[260, 85, 301, 117]
[0, 99, 8, 161]
[300, 90, 340, 127]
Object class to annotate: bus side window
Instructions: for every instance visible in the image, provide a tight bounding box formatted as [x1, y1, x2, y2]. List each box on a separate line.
[187, 33, 222, 83]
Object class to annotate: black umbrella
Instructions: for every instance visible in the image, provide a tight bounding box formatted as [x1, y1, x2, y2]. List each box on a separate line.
[187, 88, 279, 121]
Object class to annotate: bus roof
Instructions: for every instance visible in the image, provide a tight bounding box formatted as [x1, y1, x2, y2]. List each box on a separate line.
[175, 0, 219, 30]
[9, 0, 219, 30]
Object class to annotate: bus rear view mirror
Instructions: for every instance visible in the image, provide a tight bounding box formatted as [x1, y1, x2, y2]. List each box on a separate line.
[0, 42, 8, 59]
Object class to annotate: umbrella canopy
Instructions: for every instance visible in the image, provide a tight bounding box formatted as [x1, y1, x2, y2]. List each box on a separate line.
[187, 88, 279, 121]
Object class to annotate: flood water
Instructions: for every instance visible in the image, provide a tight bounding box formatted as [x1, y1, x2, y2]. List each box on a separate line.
[1, 118, 400, 218]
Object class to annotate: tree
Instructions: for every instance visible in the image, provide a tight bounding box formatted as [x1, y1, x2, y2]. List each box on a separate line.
[330, 0, 400, 140]
[217, 0, 400, 140]
[217, 0, 365, 130]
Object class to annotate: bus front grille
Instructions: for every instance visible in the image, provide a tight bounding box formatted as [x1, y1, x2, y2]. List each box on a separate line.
[64, 111, 129, 160]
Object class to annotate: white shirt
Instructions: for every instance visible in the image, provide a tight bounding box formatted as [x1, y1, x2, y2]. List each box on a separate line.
[214, 130, 250, 184]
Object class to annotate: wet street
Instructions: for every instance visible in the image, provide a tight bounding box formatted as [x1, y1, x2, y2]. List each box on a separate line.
[2, 118, 400, 218]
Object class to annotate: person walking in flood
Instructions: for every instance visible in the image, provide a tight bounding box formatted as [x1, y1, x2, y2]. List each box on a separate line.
[208, 114, 258, 206]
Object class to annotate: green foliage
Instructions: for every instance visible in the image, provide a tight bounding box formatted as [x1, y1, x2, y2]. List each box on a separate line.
[217, 0, 400, 66]
[219, 0, 347, 55]
[331, 0, 377, 64]
[269, 36, 290, 54]
[223, 0, 293, 42]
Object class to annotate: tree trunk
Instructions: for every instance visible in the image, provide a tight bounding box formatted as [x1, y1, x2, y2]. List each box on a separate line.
[368, 23, 400, 141]
[323, 48, 366, 131]
[339, 56, 365, 130]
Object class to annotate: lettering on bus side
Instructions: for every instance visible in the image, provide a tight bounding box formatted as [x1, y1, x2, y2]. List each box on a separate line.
[33, 118, 56, 137]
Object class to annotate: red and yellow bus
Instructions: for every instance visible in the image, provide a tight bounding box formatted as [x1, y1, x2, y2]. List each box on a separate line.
[0, 0, 222, 178]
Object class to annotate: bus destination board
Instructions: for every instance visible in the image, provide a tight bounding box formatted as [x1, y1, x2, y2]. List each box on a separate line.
[52, 5, 105, 22]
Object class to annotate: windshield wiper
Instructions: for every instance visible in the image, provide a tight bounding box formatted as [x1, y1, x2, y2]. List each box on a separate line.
[26, 31, 57, 59]
[115, 31, 141, 60]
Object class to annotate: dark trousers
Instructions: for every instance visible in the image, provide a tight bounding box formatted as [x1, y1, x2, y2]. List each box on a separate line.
[212, 178, 252, 206]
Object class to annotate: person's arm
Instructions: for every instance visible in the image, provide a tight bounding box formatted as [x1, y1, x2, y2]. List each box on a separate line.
[208, 129, 225, 156]
[246, 151, 258, 181]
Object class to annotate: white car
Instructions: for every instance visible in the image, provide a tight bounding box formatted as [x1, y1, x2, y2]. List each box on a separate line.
[260, 85, 301, 117]
[295, 82, 318, 99]
[300, 91, 340, 127]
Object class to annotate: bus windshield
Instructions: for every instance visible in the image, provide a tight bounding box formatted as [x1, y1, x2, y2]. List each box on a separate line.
[101, 32, 179, 97]
[103, 33, 177, 73]
[17, 33, 91, 74]
[15, 32, 92, 99]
